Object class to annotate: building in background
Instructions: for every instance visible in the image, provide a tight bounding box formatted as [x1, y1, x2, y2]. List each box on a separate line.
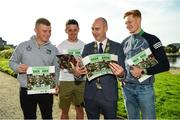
[0, 37, 7, 46]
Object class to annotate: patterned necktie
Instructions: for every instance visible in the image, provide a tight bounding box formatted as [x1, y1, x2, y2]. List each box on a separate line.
[99, 43, 103, 53]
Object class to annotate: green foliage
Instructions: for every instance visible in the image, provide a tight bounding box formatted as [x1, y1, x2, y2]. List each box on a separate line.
[0, 48, 14, 59]
[117, 81, 127, 118]
[165, 45, 179, 53]
[0, 58, 17, 77]
[0, 45, 13, 51]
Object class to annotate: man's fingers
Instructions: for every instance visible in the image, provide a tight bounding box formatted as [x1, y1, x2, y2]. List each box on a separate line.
[110, 62, 122, 70]
[109, 62, 123, 71]
[18, 64, 28, 73]
[70, 62, 75, 69]
[78, 67, 87, 75]
[76, 61, 79, 67]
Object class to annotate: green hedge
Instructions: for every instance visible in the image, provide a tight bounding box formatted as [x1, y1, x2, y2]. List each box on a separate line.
[0, 58, 17, 77]
[0, 45, 13, 51]
[0, 48, 14, 59]
[0, 47, 16, 77]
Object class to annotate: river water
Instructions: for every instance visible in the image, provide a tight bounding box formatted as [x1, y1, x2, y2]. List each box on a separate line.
[168, 56, 180, 68]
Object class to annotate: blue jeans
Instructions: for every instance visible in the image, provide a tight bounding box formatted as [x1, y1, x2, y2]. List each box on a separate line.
[122, 83, 156, 119]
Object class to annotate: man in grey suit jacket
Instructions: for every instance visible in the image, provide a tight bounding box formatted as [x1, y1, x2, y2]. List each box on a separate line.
[73, 17, 125, 119]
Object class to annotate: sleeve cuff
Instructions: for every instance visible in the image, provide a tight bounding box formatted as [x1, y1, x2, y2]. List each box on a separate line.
[74, 75, 86, 81]
[116, 76, 125, 81]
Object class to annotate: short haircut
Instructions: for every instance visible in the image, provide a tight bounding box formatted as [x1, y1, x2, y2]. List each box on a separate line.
[66, 19, 79, 27]
[35, 18, 51, 27]
[123, 9, 141, 19]
[98, 17, 108, 27]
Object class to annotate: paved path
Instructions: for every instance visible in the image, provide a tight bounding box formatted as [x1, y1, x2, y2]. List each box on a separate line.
[0, 71, 78, 119]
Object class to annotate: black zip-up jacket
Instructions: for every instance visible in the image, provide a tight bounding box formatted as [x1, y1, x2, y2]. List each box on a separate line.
[142, 32, 170, 74]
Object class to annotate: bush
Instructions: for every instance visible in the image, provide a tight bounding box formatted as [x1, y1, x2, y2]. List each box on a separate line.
[0, 45, 13, 51]
[165, 45, 179, 53]
[0, 48, 14, 59]
[0, 58, 17, 77]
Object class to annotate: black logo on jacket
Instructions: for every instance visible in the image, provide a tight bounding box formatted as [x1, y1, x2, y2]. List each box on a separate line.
[26, 45, 32, 51]
[46, 49, 52, 55]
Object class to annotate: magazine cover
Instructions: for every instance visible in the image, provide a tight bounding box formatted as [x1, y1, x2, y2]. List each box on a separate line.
[126, 48, 158, 82]
[82, 53, 118, 81]
[56, 49, 82, 73]
[27, 66, 56, 94]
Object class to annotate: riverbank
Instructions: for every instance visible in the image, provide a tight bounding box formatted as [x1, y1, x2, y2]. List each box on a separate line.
[169, 67, 180, 74]
[166, 53, 180, 57]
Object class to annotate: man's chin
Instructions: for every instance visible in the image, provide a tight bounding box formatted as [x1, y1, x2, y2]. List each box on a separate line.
[129, 31, 135, 34]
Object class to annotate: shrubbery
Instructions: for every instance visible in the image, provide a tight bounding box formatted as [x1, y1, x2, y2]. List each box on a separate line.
[0, 46, 16, 77]
[0, 48, 14, 59]
[0, 45, 13, 51]
[0, 58, 17, 77]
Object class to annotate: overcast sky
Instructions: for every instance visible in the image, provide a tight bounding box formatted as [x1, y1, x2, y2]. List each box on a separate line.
[0, 0, 179, 46]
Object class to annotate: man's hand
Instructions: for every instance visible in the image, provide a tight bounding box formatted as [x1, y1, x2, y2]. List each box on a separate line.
[72, 60, 87, 77]
[54, 85, 59, 96]
[130, 66, 144, 79]
[109, 62, 124, 77]
[60, 64, 65, 69]
[17, 64, 28, 73]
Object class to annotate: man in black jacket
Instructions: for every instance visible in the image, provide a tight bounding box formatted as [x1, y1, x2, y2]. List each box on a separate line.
[121, 9, 169, 119]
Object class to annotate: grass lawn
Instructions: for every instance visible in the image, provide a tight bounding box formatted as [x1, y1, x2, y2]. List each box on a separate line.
[117, 71, 180, 119]
[155, 71, 180, 119]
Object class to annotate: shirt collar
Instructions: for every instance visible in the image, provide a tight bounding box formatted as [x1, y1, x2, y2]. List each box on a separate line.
[96, 38, 108, 44]
[96, 38, 108, 51]
[132, 29, 144, 36]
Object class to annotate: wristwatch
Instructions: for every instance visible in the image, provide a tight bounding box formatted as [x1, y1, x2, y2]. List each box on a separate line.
[141, 69, 147, 75]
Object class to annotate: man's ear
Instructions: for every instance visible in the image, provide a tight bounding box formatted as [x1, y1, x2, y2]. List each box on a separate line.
[34, 27, 37, 33]
[104, 26, 108, 32]
[136, 17, 141, 24]
[65, 28, 68, 33]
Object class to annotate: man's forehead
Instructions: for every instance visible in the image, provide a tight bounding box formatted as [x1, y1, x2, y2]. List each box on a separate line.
[92, 24, 101, 29]
[92, 21, 103, 27]
[37, 24, 51, 29]
[66, 24, 78, 27]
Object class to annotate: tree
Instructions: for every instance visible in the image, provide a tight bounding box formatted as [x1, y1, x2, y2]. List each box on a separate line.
[165, 44, 179, 53]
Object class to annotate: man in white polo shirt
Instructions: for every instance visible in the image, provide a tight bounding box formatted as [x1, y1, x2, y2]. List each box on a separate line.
[57, 19, 85, 119]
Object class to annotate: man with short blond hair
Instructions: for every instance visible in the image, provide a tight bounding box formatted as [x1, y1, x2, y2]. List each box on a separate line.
[9, 18, 59, 119]
[121, 9, 169, 119]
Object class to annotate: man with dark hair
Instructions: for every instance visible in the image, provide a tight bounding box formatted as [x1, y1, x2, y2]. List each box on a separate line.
[57, 19, 85, 119]
[9, 18, 59, 119]
[121, 9, 170, 119]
